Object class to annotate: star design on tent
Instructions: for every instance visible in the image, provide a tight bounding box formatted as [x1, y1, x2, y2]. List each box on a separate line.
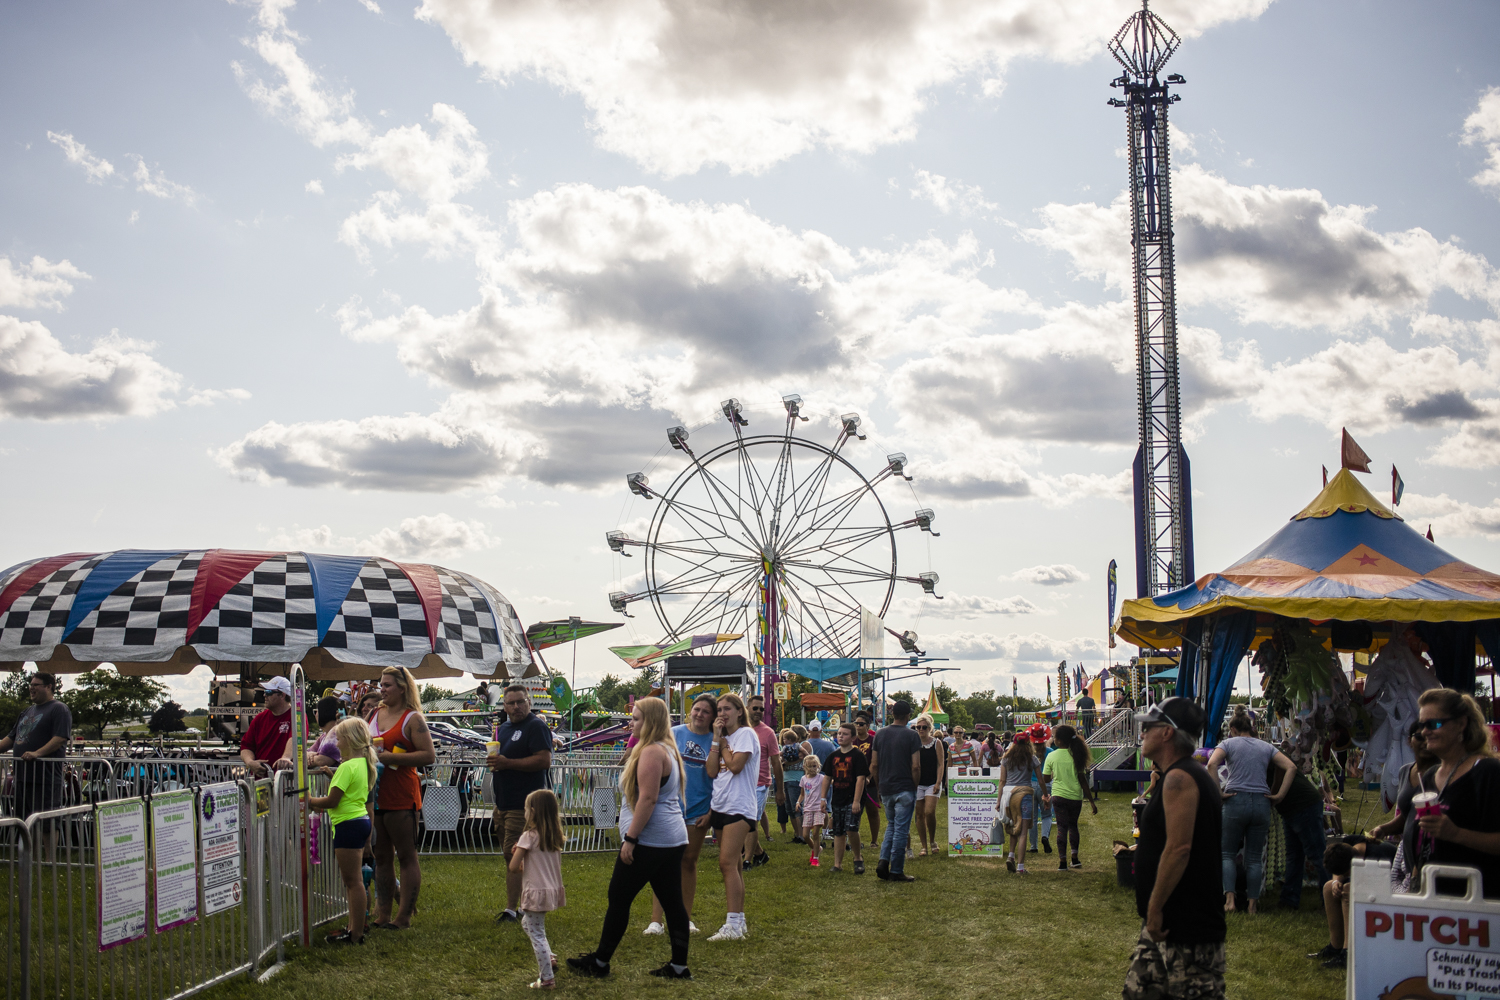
[1355, 553, 1380, 566]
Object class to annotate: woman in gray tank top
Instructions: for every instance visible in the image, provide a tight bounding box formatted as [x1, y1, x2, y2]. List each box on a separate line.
[569, 698, 692, 981]
[1205, 709, 1295, 914]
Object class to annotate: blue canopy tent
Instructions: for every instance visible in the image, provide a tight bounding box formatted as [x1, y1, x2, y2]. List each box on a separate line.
[1118, 470, 1500, 744]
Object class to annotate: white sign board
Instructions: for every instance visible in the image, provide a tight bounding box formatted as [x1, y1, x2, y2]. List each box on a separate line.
[199, 782, 243, 916]
[946, 767, 1005, 856]
[97, 800, 148, 951]
[1350, 859, 1500, 1000]
[151, 790, 198, 932]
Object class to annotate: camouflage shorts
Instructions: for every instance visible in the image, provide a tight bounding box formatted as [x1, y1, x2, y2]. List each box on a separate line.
[1121, 927, 1226, 1000]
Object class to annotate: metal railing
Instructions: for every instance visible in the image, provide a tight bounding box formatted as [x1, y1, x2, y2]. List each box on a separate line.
[416, 760, 623, 856]
[15, 781, 260, 1000]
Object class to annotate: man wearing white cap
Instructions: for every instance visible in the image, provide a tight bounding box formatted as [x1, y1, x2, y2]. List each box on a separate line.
[240, 676, 299, 778]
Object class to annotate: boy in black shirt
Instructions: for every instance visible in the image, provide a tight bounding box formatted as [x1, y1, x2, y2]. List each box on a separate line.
[826, 722, 869, 873]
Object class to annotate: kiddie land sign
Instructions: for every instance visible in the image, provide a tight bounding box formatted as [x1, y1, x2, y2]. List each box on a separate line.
[1350, 861, 1500, 999]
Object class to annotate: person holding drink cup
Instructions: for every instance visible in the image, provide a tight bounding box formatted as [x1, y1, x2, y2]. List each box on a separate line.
[491, 684, 554, 925]
[1401, 687, 1500, 897]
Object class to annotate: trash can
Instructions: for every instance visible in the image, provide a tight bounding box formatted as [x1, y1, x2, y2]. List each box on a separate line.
[1114, 841, 1136, 888]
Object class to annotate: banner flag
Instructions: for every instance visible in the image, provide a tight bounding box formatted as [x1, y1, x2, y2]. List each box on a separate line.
[1392, 465, 1405, 506]
[1341, 428, 1372, 473]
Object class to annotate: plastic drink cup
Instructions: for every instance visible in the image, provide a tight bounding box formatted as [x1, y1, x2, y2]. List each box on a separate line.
[1412, 791, 1441, 818]
[486, 741, 501, 757]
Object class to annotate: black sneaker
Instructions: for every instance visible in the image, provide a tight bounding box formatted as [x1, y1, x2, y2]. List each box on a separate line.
[752, 851, 770, 867]
[566, 953, 611, 978]
[649, 963, 693, 980]
[854, 860, 865, 875]
[741, 858, 753, 872]
[1320, 950, 1347, 970]
[495, 910, 520, 925]
[1042, 837, 1052, 854]
[1058, 860, 1069, 872]
[791, 836, 806, 844]
[1070, 854, 1082, 869]
[1307, 944, 1339, 961]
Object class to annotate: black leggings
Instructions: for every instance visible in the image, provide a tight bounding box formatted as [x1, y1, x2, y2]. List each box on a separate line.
[1053, 797, 1083, 854]
[597, 844, 689, 966]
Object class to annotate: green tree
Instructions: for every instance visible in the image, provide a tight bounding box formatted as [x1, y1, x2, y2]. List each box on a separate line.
[148, 700, 188, 733]
[946, 701, 975, 732]
[63, 668, 166, 738]
[592, 668, 659, 712]
[957, 689, 1001, 729]
[890, 689, 916, 709]
[420, 684, 457, 707]
[0, 671, 39, 737]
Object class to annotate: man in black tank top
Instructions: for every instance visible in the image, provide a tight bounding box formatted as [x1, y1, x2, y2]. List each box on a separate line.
[1124, 698, 1227, 1000]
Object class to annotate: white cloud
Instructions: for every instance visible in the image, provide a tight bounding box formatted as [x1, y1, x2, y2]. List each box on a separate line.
[1010, 563, 1088, 586]
[46, 131, 114, 182]
[1026, 164, 1500, 330]
[0, 256, 89, 311]
[926, 629, 1105, 664]
[1463, 87, 1500, 197]
[1399, 492, 1500, 541]
[359, 513, 497, 560]
[266, 523, 353, 551]
[895, 592, 1042, 619]
[354, 0, 381, 13]
[305, 179, 324, 194]
[0, 318, 182, 419]
[417, 0, 1271, 176]
[130, 156, 198, 205]
[185, 387, 252, 407]
[910, 169, 996, 217]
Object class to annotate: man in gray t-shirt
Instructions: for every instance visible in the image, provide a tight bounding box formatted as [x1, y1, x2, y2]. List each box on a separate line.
[871, 701, 922, 881]
[0, 672, 72, 858]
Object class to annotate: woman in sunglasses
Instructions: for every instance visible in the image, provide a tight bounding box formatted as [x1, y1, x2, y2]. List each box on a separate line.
[911, 713, 947, 856]
[1401, 688, 1500, 898]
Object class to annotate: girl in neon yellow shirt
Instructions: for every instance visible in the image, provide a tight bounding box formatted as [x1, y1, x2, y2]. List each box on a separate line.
[310, 717, 376, 943]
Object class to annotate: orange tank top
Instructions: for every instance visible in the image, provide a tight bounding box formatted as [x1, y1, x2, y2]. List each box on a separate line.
[372, 709, 422, 810]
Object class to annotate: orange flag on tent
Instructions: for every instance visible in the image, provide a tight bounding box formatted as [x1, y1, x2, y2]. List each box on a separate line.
[1341, 428, 1371, 473]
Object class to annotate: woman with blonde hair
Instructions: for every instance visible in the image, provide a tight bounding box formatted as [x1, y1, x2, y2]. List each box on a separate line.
[367, 665, 434, 930]
[704, 692, 759, 941]
[568, 696, 692, 980]
[1403, 687, 1500, 898]
[912, 712, 947, 856]
[309, 717, 378, 943]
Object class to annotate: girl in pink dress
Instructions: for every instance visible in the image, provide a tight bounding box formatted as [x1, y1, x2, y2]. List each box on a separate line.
[799, 756, 829, 867]
[510, 789, 566, 989]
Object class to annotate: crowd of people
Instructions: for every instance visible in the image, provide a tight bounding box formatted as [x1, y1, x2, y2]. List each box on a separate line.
[13, 664, 1500, 998]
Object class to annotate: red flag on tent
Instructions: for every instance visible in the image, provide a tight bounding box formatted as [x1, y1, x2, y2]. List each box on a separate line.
[1341, 428, 1372, 473]
[1322, 465, 1328, 487]
[1427, 525, 1435, 542]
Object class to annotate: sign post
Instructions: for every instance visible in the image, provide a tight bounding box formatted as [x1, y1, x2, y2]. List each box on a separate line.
[946, 767, 1005, 857]
[97, 800, 148, 950]
[1349, 859, 1500, 999]
[291, 664, 310, 948]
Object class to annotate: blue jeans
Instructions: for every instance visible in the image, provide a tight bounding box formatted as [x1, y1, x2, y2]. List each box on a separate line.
[1279, 802, 1329, 909]
[879, 790, 916, 874]
[1221, 792, 1271, 898]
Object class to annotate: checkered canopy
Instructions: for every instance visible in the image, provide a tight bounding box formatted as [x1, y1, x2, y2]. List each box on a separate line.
[0, 549, 533, 679]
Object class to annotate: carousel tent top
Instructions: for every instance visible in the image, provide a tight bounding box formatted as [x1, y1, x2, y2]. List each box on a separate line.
[1118, 469, 1500, 648]
[0, 549, 533, 680]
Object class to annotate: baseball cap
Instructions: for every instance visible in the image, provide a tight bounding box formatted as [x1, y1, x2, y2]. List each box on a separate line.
[1134, 697, 1205, 739]
[260, 676, 293, 697]
[807, 719, 822, 731]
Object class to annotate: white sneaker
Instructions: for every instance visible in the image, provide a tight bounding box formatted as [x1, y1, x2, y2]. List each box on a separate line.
[707, 922, 747, 941]
[643, 921, 664, 936]
[689, 921, 699, 934]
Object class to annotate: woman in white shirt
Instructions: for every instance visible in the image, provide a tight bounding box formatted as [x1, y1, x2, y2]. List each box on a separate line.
[703, 692, 759, 941]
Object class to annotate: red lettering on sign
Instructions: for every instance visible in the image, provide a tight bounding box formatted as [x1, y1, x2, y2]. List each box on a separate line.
[1460, 919, 1490, 948]
[1394, 914, 1405, 940]
[1366, 911, 1392, 937]
[1432, 917, 1458, 945]
[1407, 914, 1429, 942]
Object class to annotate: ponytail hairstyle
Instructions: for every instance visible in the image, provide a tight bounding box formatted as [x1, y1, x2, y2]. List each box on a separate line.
[620, 697, 685, 809]
[524, 789, 564, 853]
[1053, 724, 1089, 776]
[332, 716, 378, 790]
[1228, 707, 1254, 736]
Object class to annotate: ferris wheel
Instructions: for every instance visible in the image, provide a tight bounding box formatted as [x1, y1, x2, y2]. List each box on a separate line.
[607, 395, 942, 674]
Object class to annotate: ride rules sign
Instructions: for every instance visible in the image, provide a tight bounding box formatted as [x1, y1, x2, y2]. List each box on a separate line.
[199, 782, 243, 915]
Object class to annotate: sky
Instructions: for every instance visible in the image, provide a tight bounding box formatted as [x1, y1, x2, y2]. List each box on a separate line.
[2, 0, 1499, 710]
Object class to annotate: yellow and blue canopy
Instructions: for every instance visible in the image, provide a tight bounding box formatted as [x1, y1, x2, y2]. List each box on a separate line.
[1120, 469, 1500, 647]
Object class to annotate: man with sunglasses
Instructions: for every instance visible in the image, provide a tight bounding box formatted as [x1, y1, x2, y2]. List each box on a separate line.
[1123, 698, 1226, 1000]
[743, 695, 784, 870]
[851, 711, 882, 849]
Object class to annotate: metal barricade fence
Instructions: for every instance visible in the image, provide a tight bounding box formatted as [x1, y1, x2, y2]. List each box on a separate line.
[0, 758, 118, 813]
[1, 817, 26, 1000]
[18, 780, 260, 1000]
[416, 759, 622, 856]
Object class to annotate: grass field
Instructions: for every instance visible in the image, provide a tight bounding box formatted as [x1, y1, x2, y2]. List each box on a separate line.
[202, 789, 1374, 1000]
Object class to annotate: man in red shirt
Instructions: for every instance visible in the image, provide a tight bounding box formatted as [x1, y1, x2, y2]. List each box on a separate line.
[240, 676, 300, 778]
[744, 694, 784, 869]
